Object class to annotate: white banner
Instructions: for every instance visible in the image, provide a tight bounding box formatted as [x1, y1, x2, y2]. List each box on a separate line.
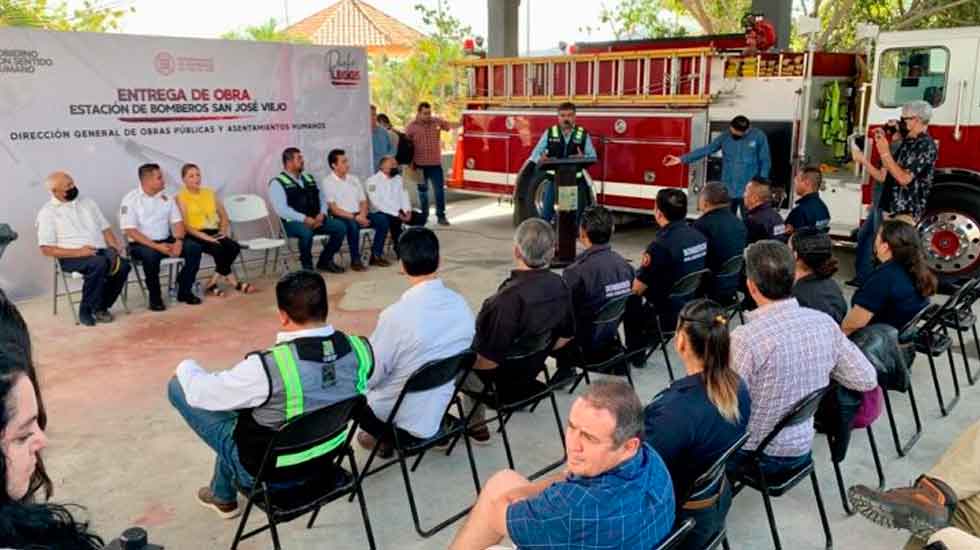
[0, 28, 372, 300]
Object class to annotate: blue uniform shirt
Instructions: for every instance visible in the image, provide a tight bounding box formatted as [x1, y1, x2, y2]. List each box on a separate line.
[562, 244, 634, 350]
[530, 127, 598, 162]
[693, 207, 747, 300]
[744, 203, 787, 244]
[644, 374, 751, 502]
[851, 260, 930, 330]
[371, 125, 395, 171]
[786, 192, 831, 233]
[681, 128, 771, 199]
[637, 221, 707, 327]
[506, 443, 675, 550]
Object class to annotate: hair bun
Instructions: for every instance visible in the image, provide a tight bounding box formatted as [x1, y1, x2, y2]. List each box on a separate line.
[714, 315, 727, 326]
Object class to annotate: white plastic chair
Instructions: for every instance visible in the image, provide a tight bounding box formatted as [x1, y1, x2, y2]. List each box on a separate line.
[223, 194, 289, 278]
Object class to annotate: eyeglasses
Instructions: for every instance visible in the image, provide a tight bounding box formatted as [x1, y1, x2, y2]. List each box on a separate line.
[900, 116, 917, 122]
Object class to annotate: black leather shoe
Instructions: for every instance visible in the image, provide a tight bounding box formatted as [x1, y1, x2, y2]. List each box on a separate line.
[317, 261, 345, 274]
[78, 310, 96, 326]
[177, 294, 202, 305]
[149, 301, 167, 312]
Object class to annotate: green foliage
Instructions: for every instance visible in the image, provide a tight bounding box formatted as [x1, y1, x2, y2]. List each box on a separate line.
[0, 0, 131, 32]
[221, 18, 310, 43]
[369, 3, 469, 133]
[586, 0, 688, 39]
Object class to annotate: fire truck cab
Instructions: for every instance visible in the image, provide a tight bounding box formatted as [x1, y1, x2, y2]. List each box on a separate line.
[450, 24, 980, 279]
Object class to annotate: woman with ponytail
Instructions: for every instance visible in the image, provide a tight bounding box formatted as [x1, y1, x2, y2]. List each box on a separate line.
[842, 219, 936, 335]
[643, 299, 751, 550]
[0, 289, 104, 549]
[790, 229, 847, 323]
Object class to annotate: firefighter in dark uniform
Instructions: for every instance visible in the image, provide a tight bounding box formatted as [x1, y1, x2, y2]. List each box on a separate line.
[552, 206, 634, 383]
[785, 166, 831, 235]
[743, 178, 787, 244]
[693, 182, 747, 304]
[624, 189, 707, 367]
[529, 101, 598, 222]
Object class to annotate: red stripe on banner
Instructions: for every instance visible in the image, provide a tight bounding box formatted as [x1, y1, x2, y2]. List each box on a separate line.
[117, 115, 252, 123]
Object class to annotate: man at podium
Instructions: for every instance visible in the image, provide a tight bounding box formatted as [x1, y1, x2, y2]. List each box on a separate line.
[529, 102, 597, 222]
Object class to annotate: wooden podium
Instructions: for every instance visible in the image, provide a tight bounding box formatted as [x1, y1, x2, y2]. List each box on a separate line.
[539, 157, 595, 268]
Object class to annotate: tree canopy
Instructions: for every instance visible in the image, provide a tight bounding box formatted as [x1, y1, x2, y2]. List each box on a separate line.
[0, 0, 131, 32]
[220, 18, 310, 43]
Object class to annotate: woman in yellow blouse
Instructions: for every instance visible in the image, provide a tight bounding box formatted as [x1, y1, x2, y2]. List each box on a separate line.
[176, 164, 253, 295]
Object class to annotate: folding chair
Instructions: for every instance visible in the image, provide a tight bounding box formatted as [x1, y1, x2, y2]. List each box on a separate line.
[876, 304, 931, 458]
[652, 269, 710, 382]
[53, 258, 130, 325]
[223, 194, 289, 278]
[906, 300, 962, 417]
[729, 386, 833, 550]
[339, 227, 376, 267]
[938, 278, 980, 386]
[653, 518, 696, 550]
[276, 216, 328, 268]
[355, 350, 481, 537]
[678, 432, 749, 550]
[712, 255, 746, 325]
[231, 395, 375, 550]
[453, 332, 567, 480]
[117, 206, 184, 306]
[566, 294, 632, 392]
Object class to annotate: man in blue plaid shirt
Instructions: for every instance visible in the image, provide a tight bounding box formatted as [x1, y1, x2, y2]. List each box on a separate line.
[450, 381, 675, 550]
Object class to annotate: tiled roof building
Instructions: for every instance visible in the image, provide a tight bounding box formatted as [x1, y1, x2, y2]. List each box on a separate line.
[286, 0, 424, 56]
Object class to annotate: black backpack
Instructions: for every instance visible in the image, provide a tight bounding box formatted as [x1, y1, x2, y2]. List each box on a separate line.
[395, 131, 414, 165]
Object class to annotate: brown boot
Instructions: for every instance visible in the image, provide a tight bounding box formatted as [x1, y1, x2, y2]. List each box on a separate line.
[849, 476, 958, 538]
[196, 487, 240, 519]
[369, 256, 391, 267]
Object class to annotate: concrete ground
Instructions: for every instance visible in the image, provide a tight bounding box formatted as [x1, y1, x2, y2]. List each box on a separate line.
[15, 195, 980, 549]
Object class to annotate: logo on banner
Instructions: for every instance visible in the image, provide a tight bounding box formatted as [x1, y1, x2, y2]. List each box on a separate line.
[154, 51, 215, 76]
[326, 49, 361, 87]
[154, 52, 176, 76]
[0, 49, 54, 74]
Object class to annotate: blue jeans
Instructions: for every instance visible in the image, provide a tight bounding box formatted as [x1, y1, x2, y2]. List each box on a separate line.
[855, 207, 884, 284]
[417, 165, 446, 221]
[338, 213, 389, 262]
[727, 449, 812, 481]
[167, 377, 253, 502]
[282, 218, 345, 270]
[541, 178, 591, 223]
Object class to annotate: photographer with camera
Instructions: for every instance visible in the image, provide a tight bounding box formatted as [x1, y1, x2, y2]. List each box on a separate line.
[850, 100, 937, 287]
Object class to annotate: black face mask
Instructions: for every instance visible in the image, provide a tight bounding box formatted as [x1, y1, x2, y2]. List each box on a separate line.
[387, 167, 400, 178]
[730, 131, 744, 141]
[64, 186, 79, 201]
[898, 118, 911, 138]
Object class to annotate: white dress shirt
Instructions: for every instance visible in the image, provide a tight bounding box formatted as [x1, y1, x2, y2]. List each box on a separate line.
[324, 172, 367, 213]
[368, 279, 475, 438]
[364, 171, 411, 217]
[36, 196, 109, 249]
[176, 325, 337, 411]
[120, 187, 182, 241]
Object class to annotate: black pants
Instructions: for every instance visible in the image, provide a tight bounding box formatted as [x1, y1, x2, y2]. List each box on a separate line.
[189, 229, 241, 276]
[357, 405, 425, 447]
[381, 211, 426, 257]
[130, 237, 202, 302]
[623, 295, 669, 355]
[60, 252, 131, 314]
[676, 483, 734, 550]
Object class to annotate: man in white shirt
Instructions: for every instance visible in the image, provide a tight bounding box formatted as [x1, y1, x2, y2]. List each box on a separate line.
[357, 227, 475, 455]
[168, 270, 374, 519]
[120, 163, 203, 311]
[364, 155, 425, 257]
[36, 171, 131, 326]
[324, 148, 390, 272]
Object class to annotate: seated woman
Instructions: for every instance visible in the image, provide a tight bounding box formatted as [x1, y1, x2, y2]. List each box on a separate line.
[842, 219, 936, 335]
[643, 299, 751, 550]
[790, 229, 847, 323]
[0, 289, 103, 548]
[176, 163, 254, 296]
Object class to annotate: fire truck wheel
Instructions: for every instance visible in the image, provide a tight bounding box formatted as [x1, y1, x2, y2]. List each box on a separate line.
[920, 183, 980, 277]
[513, 168, 595, 226]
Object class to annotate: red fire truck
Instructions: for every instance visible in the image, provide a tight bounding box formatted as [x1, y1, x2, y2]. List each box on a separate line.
[449, 24, 980, 279]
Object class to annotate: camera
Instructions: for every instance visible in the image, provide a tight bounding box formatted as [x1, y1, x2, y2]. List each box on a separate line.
[105, 527, 164, 550]
[882, 121, 899, 137]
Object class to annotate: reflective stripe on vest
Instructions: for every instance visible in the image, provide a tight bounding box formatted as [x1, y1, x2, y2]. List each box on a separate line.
[277, 429, 349, 468]
[276, 173, 298, 189]
[270, 344, 304, 421]
[347, 334, 373, 394]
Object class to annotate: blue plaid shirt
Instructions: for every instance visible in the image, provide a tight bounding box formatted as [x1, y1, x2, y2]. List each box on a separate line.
[506, 444, 675, 549]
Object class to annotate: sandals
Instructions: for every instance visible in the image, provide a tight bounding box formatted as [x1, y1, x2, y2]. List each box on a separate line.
[235, 282, 255, 294]
[205, 283, 225, 297]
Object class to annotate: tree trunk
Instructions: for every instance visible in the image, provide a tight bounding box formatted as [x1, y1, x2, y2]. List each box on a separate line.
[682, 0, 715, 34]
[816, 0, 854, 50]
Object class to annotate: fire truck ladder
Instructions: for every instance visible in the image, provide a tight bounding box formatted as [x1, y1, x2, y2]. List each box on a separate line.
[455, 47, 713, 107]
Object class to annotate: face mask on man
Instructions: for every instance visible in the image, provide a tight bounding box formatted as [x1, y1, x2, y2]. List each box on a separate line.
[730, 131, 744, 141]
[387, 166, 400, 178]
[64, 186, 79, 201]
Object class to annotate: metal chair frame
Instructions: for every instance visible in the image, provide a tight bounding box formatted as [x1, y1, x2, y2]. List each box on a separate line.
[653, 518, 696, 550]
[566, 294, 632, 393]
[938, 278, 980, 387]
[676, 432, 749, 550]
[355, 351, 482, 538]
[651, 269, 711, 382]
[53, 258, 131, 324]
[713, 255, 746, 325]
[230, 395, 375, 550]
[906, 299, 963, 417]
[729, 386, 833, 550]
